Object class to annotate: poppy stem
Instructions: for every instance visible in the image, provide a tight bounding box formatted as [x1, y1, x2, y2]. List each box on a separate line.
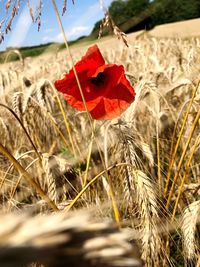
[83, 121, 96, 188]
[51, 0, 121, 226]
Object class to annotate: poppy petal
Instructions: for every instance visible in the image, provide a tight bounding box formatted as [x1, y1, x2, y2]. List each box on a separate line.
[81, 45, 105, 67]
[103, 65, 136, 101]
[54, 44, 136, 120]
[90, 64, 135, 102]
[65, 92, 102, 112]
[76, 45, 105, 73]
[90, 87, 134, 120]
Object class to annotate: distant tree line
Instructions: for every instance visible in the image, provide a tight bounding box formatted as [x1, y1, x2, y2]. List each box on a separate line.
[91, 0, 200, 36]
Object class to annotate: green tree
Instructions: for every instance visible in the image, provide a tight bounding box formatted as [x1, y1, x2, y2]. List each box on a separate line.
[109, 0, 129, 24]
[151, 0, 200, 26]
[91, 0, 200, 37]
[109, 0, 150, 24]
[126, 0, 150, 17]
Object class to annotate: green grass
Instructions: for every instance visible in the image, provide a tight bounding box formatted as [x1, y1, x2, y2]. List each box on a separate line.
[0, 42, 60, 64]
[0, 36, 92, 64]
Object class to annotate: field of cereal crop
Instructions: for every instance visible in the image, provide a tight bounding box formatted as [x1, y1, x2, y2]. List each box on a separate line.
[0, 16, 200, 267]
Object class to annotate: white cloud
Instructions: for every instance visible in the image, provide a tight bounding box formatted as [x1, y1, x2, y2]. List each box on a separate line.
[67, 26, 90, 39]
[56, 26, 89, 42]
[55, 33, 63, 42]
[42, 36, 53, 42]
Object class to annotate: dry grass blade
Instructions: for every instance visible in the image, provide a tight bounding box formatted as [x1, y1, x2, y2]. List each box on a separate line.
[51, 0, 93, 127]
[181, 200, 200, 266]
[172, 133, 200, 219]
[166, 105, 200, 209]
[0, 143, 58, 211]
[164, 82, 199, 198]
[0, 103, 42, 165]
[66, 163, 135, 211]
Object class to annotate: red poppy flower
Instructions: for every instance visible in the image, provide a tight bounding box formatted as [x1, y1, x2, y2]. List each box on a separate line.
[54, 45, 135, 120]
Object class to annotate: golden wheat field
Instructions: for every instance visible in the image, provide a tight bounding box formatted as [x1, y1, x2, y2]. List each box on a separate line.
[0, 17, 200, 267]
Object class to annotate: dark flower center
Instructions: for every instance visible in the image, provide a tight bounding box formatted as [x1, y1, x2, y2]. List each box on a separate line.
[90, 72, 105, 86]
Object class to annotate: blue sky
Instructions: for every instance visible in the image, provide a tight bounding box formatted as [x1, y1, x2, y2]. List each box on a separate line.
[0, 0, 113, 51]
